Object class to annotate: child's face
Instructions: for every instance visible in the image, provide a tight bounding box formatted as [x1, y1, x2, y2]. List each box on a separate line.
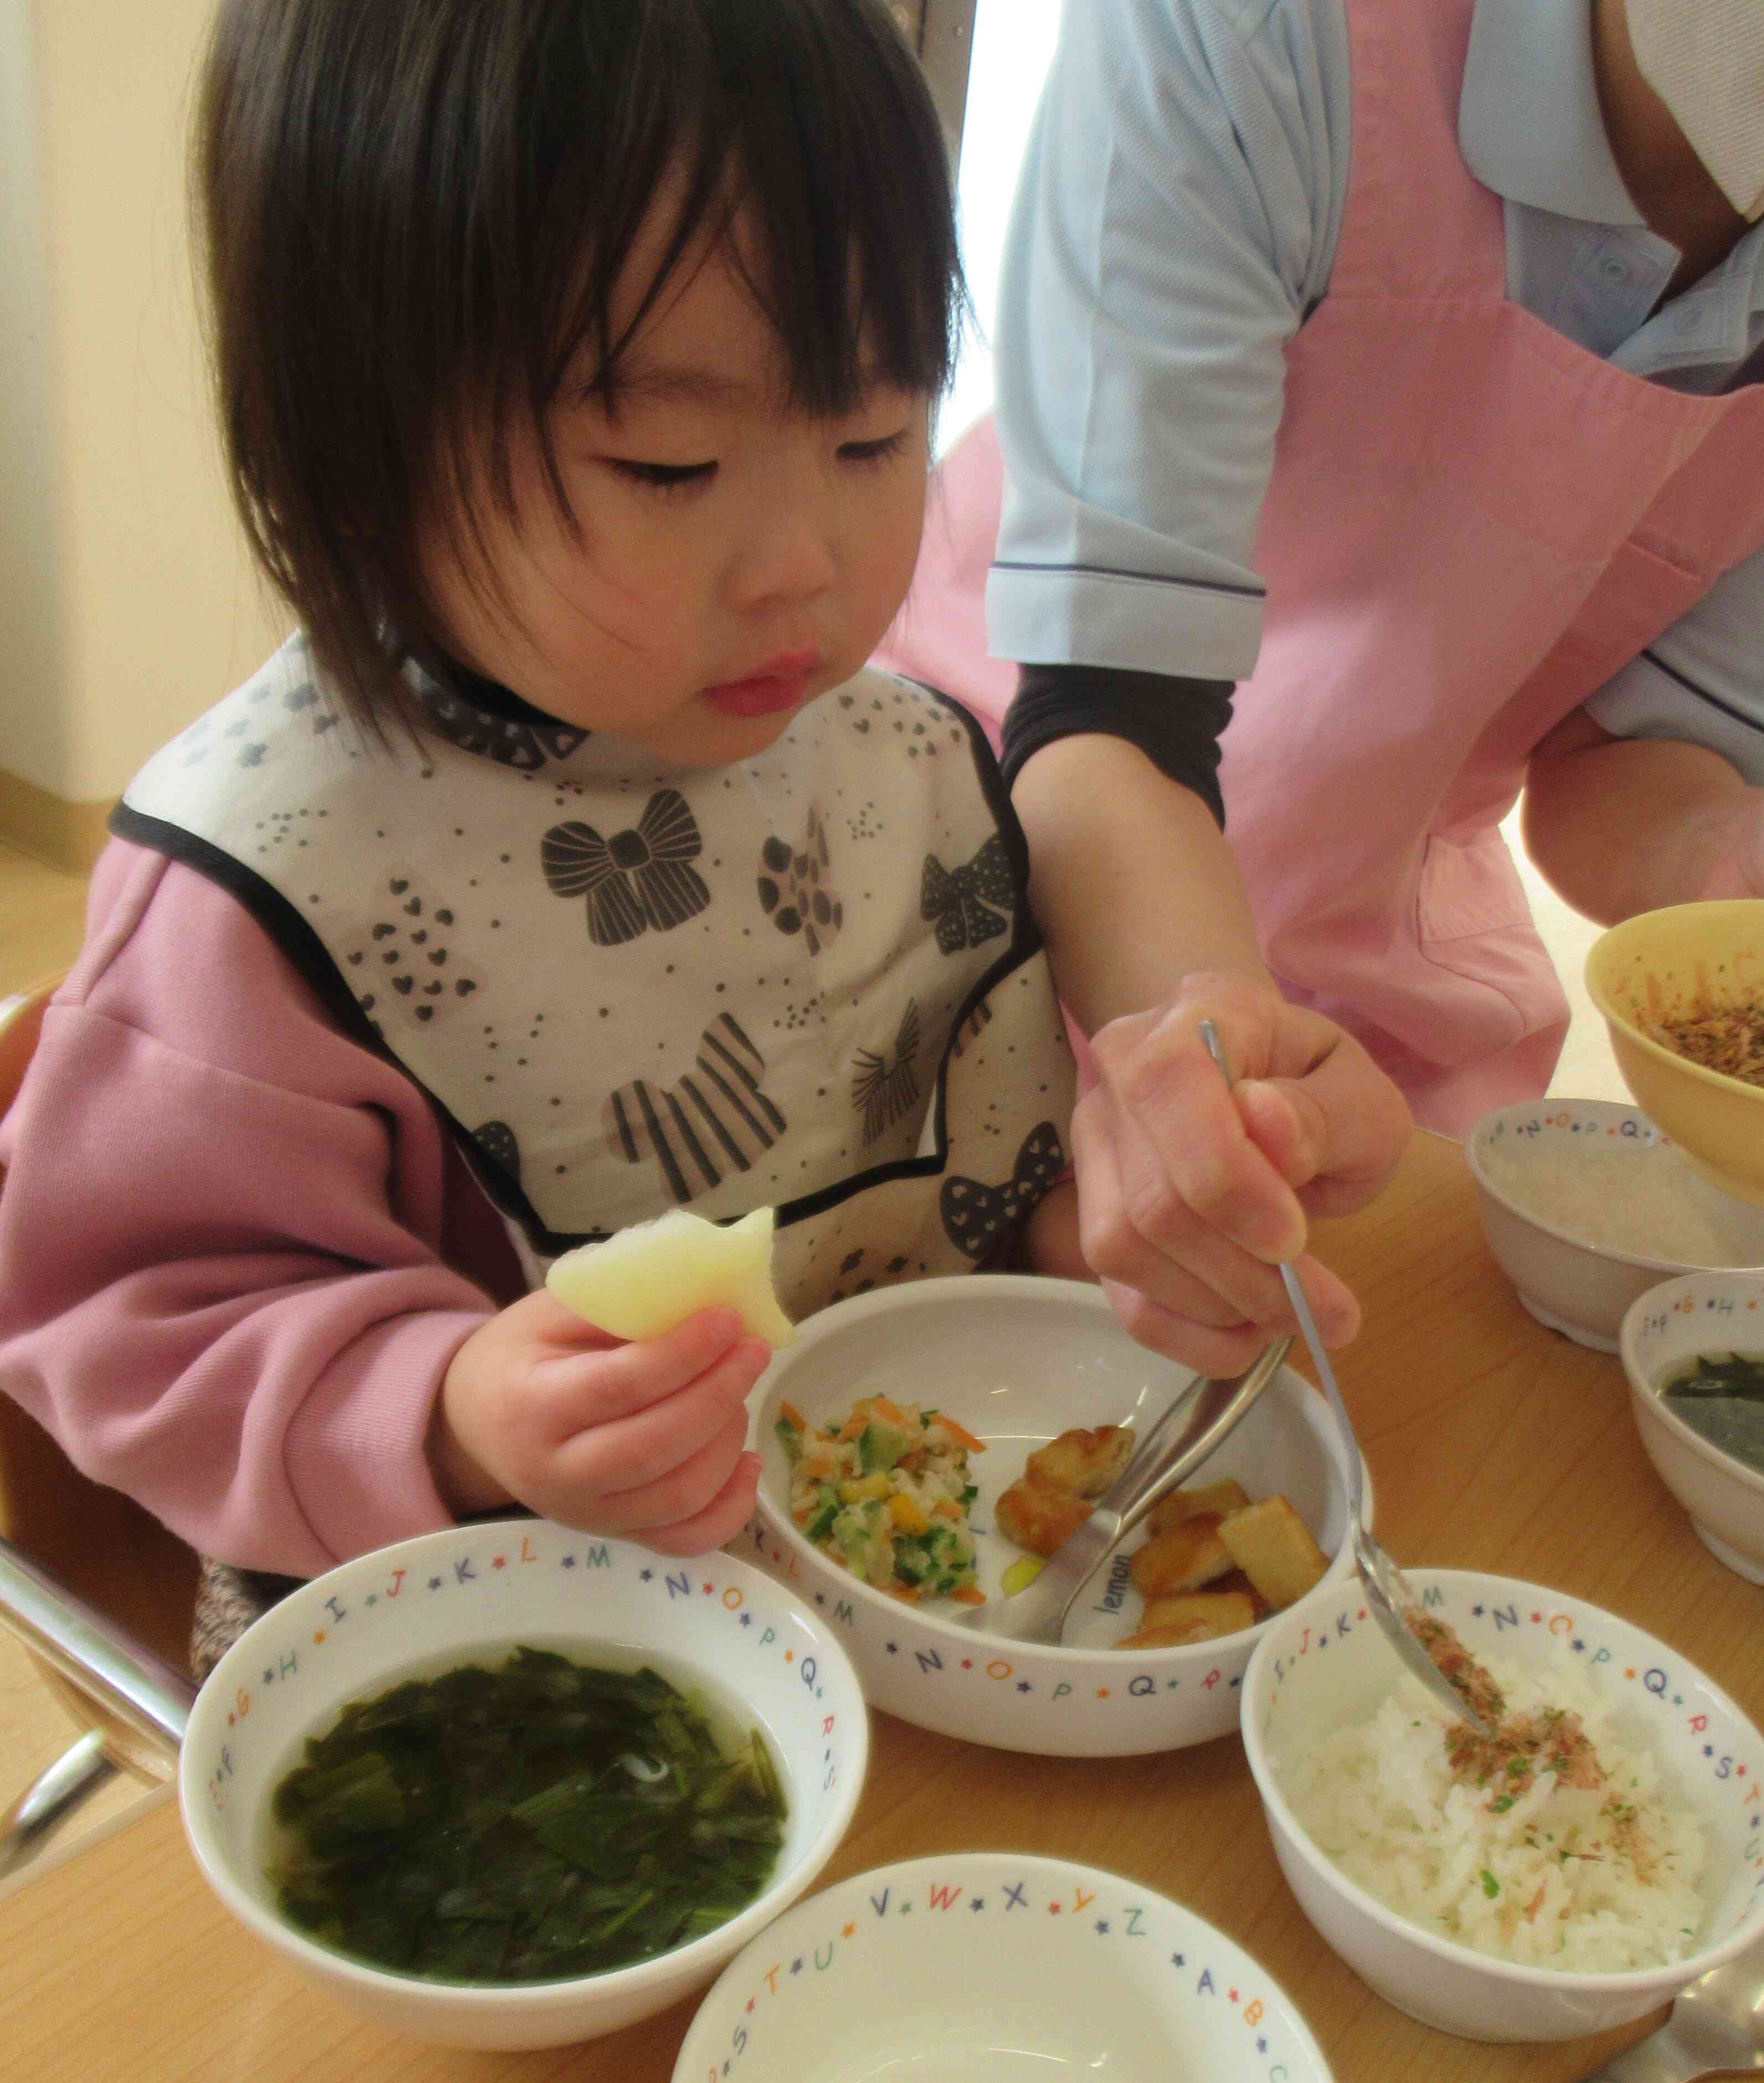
[421, 218, 932, 768]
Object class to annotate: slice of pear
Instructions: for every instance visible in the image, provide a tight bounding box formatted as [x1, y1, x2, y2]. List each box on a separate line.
[546, 1206, 796, 1346]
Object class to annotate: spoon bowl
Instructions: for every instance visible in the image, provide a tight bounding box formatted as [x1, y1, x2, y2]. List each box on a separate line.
[1581, 1937, 1764, 2076]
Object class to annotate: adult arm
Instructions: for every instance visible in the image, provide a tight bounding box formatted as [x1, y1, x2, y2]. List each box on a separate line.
[1014, 735, 1409, 1375]
[0, 842, 517, 1577]
[988, 0, 1407, 1370]
[1526, 545, 1764, 917]
[1524, 714, 1764, 917]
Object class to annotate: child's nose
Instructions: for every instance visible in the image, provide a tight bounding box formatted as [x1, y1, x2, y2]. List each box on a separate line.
[726, 490, 840, 610]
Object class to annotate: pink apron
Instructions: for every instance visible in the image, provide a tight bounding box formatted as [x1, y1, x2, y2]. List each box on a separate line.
[880, 0, 1764, 1134]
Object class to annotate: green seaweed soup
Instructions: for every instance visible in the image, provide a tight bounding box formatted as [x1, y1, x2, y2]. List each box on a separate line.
[1660, 1351, 1764, 1476]
[264, 1646, 788, 1984]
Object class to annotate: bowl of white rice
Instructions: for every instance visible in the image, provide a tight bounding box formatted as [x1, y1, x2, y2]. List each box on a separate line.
[1465, 1100, 1764, 1351]
[1240, 1569, 1764, 2042]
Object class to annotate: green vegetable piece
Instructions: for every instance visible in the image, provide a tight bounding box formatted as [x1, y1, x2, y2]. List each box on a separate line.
[272, 1748, 407, 1849]
[1479, 1869, 1501, 1899]
[858, 1418, 911, 1473]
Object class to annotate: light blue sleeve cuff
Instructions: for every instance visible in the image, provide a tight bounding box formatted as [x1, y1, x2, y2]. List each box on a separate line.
[984, 564, 1265, 680]
[1585, 652, 1764, 786]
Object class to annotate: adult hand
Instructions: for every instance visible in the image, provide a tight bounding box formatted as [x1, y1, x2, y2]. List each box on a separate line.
[433, 1292, 767, 1552]
[1070, 971, 1411, 1376]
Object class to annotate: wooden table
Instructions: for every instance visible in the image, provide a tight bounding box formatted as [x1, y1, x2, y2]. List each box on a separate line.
[3, 1130, 1759, 2081]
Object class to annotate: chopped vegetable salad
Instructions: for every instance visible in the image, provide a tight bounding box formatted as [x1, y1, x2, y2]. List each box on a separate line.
[776, 1395, 984, 1603]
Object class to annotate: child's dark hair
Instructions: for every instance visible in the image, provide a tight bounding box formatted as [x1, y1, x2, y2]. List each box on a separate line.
[193, 0, 964, 726]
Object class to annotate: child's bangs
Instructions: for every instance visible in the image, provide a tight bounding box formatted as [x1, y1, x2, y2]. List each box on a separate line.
[548, 0, 964, 425]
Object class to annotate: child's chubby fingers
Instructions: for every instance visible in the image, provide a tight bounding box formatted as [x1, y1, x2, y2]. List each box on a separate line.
[514, 1295, 759, 1424]
[634, 1452, 764, 1556]
[539, 1344, 768, 1501]
[569, 1419, 760, 1546]
[436, 1299, 772, 1520]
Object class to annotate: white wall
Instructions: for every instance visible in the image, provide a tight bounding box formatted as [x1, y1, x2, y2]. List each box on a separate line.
[0, 0, 288, 809]
[940, 0, 1060, 455]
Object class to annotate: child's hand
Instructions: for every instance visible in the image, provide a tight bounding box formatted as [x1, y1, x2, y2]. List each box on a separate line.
[433, 1292, 768, 1553]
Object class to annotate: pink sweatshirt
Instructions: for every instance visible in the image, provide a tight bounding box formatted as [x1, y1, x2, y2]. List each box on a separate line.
[0, 839, 526, 1575]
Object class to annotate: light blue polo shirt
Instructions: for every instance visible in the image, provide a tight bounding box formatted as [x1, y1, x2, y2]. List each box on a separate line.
[986, 0, 1764, 776]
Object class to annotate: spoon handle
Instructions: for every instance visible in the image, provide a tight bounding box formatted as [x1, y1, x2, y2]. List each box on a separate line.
[0, 1731, 120, 1885]
[1571, 2027, 1701, 2083]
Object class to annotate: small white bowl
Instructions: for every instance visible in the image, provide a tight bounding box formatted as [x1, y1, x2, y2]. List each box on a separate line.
[670, 1852, 1335, 2083]
[740, 1274, 1363, 1757]
[1465, 1099, 1764, 1351]
[179, 1520, 868, 2050]
[1241, 1569, 1764, 2043]
[1620, 1272, 1764, 1585]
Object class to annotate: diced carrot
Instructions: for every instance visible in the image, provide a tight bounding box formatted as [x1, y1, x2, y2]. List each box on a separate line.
[871, 1396, 907, 1426]
[778, 1400, 808, 1433]
[930, 1496, 961, 1520]
[936, 1413, 988, 1454]
[836, 1412, 867, 1442]
[950, 1582, 987, 1604]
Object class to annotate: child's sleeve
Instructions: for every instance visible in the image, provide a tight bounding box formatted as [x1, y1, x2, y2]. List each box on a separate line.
[0, 841, 516, 1577]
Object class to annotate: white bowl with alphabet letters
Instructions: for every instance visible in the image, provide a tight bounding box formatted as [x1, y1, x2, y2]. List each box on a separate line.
[741, 1275, 1363, 1756]
[672, 1852, 1335, 2083]
[179, 1521, 868, 2050]
[1241, 1569, 1764, 2041]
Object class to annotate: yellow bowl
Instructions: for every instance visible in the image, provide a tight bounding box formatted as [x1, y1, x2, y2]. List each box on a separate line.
[1584, 901, 1764, 1206]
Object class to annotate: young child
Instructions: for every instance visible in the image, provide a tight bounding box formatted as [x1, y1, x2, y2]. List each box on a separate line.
[0, 0, 1082, 1666]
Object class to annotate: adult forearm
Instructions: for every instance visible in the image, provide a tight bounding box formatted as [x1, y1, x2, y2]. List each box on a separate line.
[1010, 733, 1272, 1033]
[1524, 722, 1761, 924]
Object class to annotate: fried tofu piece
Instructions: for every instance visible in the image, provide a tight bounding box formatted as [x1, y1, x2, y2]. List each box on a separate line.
[1211, 1566, 1268, 1617]
[993, 1478, 1092, 1557]
[1118, 1587, 1259, 1649]
[1218, 1494, 1328, 1611]
[1024, 1423, 1135, 1500]
[1128, 1512, 1233, 1597]
[1145, 1477, 1253, 1541]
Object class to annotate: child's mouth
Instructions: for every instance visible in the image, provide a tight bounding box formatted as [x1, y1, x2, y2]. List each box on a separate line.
[703, 649, 821, 718]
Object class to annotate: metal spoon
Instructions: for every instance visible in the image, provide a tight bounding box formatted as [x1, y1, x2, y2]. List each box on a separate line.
[0, 1537, 194, 1884]
[1198, 1021, 1492, 1736]
[959, 1335, 1292, 1645]
[1575, 1940, 1764, 2079]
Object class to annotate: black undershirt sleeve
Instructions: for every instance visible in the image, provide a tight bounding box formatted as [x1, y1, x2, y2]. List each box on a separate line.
[1000, 664, 1236, 829]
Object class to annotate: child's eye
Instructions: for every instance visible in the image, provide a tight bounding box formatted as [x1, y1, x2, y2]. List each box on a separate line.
[609, 459, 717, 492]
[837, 428, 913, 467]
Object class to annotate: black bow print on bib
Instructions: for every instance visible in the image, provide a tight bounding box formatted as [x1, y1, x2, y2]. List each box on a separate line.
[940, 1121, 1066, 1261]
[851, 999, 922, 1144]
[921, 834, 1013, 955]
[604, 1014, 787, 1204]
[542, 789, 711, 947]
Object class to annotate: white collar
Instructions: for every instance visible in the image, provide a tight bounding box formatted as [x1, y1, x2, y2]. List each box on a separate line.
[1459, 0, 1647, 226]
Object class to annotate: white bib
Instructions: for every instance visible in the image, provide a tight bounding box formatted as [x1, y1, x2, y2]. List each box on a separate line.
[119, 639, 1077, 1318]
